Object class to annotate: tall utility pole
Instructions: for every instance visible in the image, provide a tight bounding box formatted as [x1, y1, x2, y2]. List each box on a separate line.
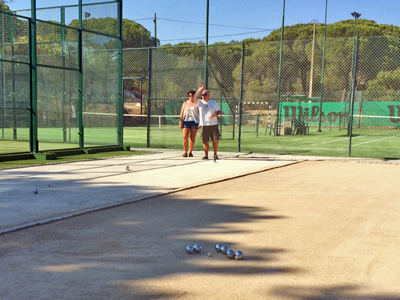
[204, 0, 209, 89]
[153, 13, 157, 47]
[276, 0, 286, 135]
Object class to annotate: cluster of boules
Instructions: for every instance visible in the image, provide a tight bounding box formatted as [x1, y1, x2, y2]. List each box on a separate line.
[186, 244, 201, 254]
[215, 243, 243, 260]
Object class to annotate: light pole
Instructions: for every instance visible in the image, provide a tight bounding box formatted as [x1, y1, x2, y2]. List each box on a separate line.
[153, 13, 157, 47]
[348, 12, 361, 150]
[276, 0, 286, 136]
[84, 12, 91, 28]
[350, 12, 361, 89]
[351, 12, 361, 36]
[350, 11, 361, 108]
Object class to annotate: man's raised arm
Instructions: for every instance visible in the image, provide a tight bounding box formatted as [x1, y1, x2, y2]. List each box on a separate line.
[193, 84, 204, 104]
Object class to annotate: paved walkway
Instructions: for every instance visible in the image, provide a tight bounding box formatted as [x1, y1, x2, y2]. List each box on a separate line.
[0, 151, 300, 234]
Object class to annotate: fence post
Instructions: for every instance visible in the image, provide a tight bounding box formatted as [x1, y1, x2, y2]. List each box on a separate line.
[348, 36, 359, 157]
[61, 6, 67, 143]
[117, 0, 123, 146]
[29, 0, 38, 153]
[9, 14, 17, 140]
[147, 47, 152, 148]
[1, 13, 5, 140]
[318, 0, 328, 132]
[78, 0, 84, 149]
[238, 42, 245, 152]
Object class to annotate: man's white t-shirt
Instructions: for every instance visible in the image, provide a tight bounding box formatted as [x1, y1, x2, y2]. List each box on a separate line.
[198, 99, 221, 126]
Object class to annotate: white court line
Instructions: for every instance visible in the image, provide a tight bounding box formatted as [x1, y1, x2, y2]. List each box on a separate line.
[354, 114, 400, 119]
[311, 135, 361, 146]
[351, 136, 395, 147]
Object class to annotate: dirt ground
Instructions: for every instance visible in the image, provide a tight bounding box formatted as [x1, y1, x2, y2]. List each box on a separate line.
[1, 160, 400, 300]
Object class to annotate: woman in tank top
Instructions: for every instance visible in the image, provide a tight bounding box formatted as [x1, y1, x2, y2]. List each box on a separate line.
[179, 86, 203, 157]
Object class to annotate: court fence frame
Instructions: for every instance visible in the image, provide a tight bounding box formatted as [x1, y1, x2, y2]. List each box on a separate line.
[0, 0, 123, 159]
[2, 9, 400, 160]
[123, 35, 400, 159]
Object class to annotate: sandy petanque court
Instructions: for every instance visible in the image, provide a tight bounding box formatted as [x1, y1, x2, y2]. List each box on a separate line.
[0, 152, 400, 300]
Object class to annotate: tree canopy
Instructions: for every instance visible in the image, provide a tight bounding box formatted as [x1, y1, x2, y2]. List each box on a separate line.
[263, 19, 400, 43]
[0, 0, 11, 11]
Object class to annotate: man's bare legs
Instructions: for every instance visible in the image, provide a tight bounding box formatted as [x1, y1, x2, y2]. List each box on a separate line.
[203, 141, 209, 159]
[213, 140, 219, 158]
[203, 140, 218, 159]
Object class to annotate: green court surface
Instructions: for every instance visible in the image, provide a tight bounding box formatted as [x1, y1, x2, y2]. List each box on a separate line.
[2, 125, 400, 159]
[123, 125, 400, 159]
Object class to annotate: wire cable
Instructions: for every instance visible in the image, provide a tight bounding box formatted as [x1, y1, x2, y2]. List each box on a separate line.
[161, 30, 274, 42]
[158, 17, 273, 31]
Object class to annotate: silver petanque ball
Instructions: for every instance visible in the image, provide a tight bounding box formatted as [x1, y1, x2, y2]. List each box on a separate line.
[220, 245, 228, 255]
[193, 244, 201, 253]
[235, 250, 244, 260]
[226, 249, 235, 259]
[185, 245, 194, 254]
[215, 243, 222, 253]
[33, 188, 38, 194]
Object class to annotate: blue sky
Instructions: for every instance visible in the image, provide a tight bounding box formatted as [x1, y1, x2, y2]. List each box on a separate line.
[7, 0, 400, 45]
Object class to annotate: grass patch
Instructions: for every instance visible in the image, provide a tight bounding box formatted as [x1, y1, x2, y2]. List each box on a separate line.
[0, 150, 148, 170]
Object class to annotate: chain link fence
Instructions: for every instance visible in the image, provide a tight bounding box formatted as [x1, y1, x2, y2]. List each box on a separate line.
[124, 35, 400, 159]
[2, 6, 400, 159]
[0, 0, 122, 155]
[0, 12, 31, 154]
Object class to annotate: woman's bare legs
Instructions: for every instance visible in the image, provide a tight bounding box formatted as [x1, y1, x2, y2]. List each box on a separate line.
[182, 128, 190, 156]
[188, 129, 198, 155]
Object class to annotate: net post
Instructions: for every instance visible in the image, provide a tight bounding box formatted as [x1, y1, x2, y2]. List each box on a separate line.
[256, 114, 260, 138]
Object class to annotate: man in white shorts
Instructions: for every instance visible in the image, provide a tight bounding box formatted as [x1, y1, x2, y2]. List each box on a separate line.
[197, 87, 221, 160]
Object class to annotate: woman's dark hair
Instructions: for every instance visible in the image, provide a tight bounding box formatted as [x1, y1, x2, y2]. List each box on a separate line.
[187, 90, 196, 97]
